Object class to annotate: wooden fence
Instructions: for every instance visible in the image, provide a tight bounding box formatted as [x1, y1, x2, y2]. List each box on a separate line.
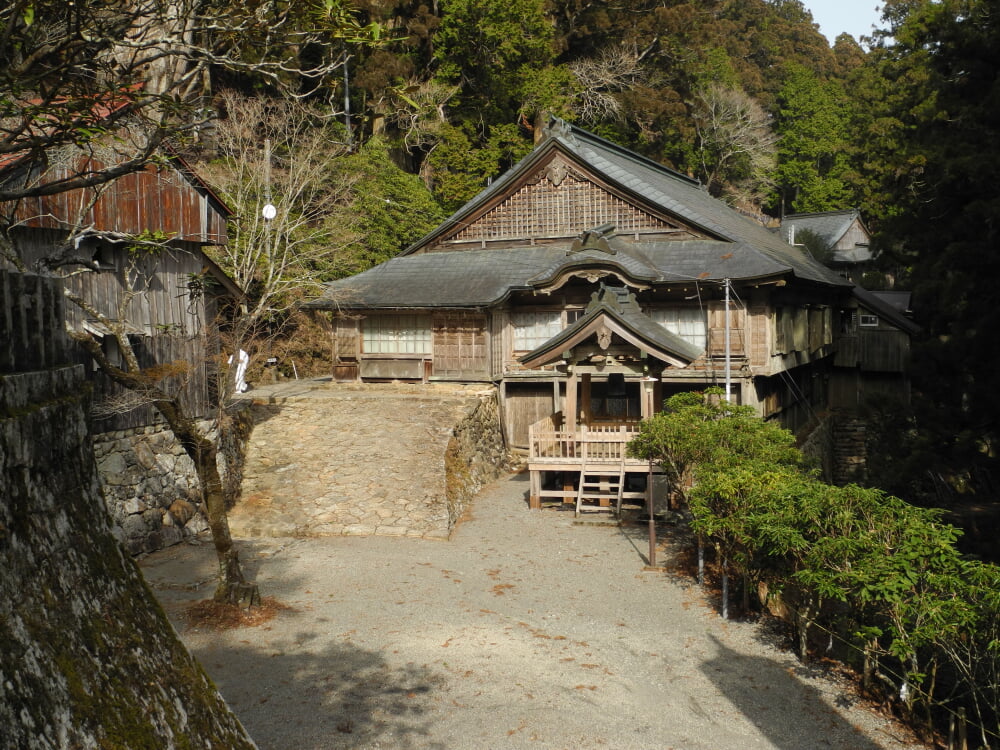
[528, 415, 645, 464]
[1, 270, 70, 374]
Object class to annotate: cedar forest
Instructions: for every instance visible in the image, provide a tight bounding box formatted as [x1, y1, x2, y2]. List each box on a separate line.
[3, 0, 1000, 744]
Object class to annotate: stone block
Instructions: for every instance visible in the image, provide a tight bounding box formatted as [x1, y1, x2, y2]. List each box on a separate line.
[97, 452, 127, 476]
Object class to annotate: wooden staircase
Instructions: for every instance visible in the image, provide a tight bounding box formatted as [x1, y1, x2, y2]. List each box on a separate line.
[575, 457, 626, 517]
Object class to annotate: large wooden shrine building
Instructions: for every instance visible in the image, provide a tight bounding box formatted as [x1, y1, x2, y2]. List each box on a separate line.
[307, 119, 912, 510]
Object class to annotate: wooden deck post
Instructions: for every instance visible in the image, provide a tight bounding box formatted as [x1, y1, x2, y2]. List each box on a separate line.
[581, 372, 592, 425]
[529, 467, 541, 510]
[566, 371, 578, 433]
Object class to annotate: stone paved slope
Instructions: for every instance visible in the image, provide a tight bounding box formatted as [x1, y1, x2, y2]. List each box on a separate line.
[230, 381, 498, 540]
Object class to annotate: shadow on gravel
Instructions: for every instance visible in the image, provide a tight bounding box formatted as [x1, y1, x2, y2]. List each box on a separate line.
[701, 635, 882, 750]
[190, 637, 447, 750]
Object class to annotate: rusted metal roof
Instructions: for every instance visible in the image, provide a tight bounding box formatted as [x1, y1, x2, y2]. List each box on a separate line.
[8, 152, 230, 245]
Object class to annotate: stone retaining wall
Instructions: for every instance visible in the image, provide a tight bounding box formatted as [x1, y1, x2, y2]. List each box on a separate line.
[94, 422, 215, 555]
[832, 416, 868, 486]
[798, 416, 835, 483]
[94, 402, 255, 556]
[1, 330, 254, 748]
[445, 390, 511, 527]
[799, 412, 868, 487]
[231, 382, 511, 540]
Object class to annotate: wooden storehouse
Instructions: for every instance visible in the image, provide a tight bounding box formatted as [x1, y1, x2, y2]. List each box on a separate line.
[2, 147, 240, 430]
[306, 119, 906, 511]
[780, 209, 874, 283]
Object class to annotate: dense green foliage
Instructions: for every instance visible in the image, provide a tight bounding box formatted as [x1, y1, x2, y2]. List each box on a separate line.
[630, 390, 1000, 745]
[328, 136, 448, 271]
[6, 0, 999, 491]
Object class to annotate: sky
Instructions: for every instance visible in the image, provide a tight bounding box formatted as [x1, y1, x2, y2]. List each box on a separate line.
[802, 1, 884, 44]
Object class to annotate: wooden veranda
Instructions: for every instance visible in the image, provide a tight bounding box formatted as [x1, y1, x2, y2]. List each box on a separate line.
[527, 412, 662, 515]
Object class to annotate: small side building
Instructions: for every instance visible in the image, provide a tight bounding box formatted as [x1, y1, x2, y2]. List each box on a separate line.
[831, 286, 920, 410]
[3, 146, 240, 430]
[780, 209, 874, 284]
[2, 142, 244, 553]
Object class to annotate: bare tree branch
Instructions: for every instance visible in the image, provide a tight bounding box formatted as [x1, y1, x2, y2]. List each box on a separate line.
[691, 84, 777, 208]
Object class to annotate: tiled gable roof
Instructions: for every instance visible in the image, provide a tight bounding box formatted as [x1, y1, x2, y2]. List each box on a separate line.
[781, 210, 860, 247]
[308, 119, 849, 309]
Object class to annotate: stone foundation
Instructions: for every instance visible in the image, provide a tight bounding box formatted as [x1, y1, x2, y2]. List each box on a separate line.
[799, 412, 868, 487]
[94, 401, 255, 556]
[93, 422, 218, 554]
[832, 416, 868, 486]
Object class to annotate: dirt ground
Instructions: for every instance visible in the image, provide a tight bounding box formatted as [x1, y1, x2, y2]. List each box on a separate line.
[141, 472, 927, 750]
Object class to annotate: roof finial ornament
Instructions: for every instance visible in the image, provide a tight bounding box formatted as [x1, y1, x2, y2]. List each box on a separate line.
[569, 223, 617, 255]
[542, 116, 577, 145]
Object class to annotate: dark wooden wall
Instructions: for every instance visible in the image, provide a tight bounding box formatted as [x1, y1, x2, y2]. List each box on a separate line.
[10, 157, 227, 244]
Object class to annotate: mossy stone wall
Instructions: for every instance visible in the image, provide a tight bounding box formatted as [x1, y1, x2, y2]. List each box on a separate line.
[445, 390, 511, 527]
[0, 359, 255, 746]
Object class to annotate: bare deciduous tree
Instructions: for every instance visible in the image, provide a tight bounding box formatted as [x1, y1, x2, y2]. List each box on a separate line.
[691, 84, 777, 208]
[570, 43, 650, 124]
[197, 91, 362, 400]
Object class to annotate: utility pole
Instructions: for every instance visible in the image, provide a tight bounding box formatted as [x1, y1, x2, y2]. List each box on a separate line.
[724, 278, 732, 403]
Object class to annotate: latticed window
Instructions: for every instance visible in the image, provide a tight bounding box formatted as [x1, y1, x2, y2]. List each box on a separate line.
[649, 307, 707, 350]
[512, 311, 563, 351]
[362, 314, 431, 354]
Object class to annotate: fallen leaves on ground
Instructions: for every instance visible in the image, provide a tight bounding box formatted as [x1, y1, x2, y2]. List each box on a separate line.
[182, 596, 294, 630]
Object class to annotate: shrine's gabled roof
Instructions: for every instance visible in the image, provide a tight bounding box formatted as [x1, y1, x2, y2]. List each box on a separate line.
[518, 285, 704, 369]
[306, 118, 849, 311]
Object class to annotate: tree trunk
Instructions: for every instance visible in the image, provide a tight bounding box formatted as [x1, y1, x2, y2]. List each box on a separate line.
[154, 398, 259, 605]
[70, 327, 258, 605]
[798, 603, 812, 663]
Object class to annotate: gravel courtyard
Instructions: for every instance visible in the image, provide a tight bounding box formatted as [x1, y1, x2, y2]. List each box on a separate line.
[141, 472, 924, 750]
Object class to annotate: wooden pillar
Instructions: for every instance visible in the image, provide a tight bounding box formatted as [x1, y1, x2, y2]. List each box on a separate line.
[529, 468, 541, 510]
[580, 372, 592, 427]
[641, 379, 653, 420]
[566, 371, 578, 433]
[499, 379, 510, 446]
[552, 378, 561, 414]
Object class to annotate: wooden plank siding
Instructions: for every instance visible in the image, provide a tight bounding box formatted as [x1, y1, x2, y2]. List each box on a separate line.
[10, 157, 227, 244]
[81, 332, 218, 430]
[431, 312, 489, 380]
[490, 310, 507, 380]
[332, 315, 360, 361]
[707, 303, 746, 358]
[505, 382, 559, 449]
[56, 241, 214, 337]
[748, 305, 770, 368]
[836, 329, 910, 372]
[834, 220, 869, 255]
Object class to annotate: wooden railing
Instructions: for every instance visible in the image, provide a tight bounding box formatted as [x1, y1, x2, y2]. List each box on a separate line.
[528, 416, 644, 464]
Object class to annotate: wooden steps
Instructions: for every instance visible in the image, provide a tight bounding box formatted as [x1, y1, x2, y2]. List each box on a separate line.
[575, 459, 626, 517]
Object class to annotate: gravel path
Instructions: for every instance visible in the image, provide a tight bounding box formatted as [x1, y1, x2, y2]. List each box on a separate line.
[142, 472, 924, 750]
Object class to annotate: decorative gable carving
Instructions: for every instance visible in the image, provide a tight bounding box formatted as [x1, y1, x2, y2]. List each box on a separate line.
[442, 155, 690, 245]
